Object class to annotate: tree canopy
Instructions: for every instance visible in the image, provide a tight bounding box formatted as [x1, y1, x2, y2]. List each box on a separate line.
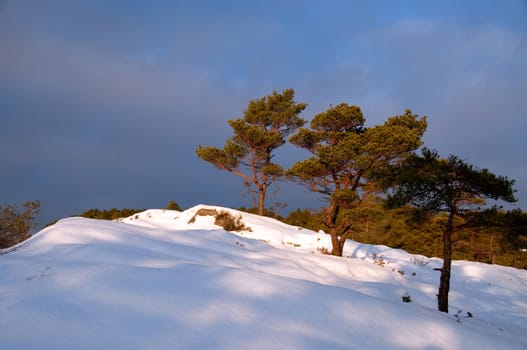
[196, 89, 306, 215]
[386, 148, 516, 312]
[288, 105, 427, 256]
[387, 148, 516, 215]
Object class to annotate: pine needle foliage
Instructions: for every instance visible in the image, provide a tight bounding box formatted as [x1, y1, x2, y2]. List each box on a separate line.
[386, 148, 516, 312]
[288, 106, 427, 256]
[196, 89, 306, 216]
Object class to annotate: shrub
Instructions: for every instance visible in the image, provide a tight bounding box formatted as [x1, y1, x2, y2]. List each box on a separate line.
[166, 200, 182, 211]
[214, 211, 250, 232]
[284, 208, 323, 232]
[317, 246, 331, 255]
[372, 253, 387, 267]
[0, 200, 40, 249]
[78, 207, 144, 220]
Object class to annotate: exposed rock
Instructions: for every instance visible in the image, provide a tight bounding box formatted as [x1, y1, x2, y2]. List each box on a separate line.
[187, 208, 219, 224]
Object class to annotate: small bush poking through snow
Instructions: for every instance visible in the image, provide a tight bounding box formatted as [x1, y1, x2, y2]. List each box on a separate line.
[393, 269, 405, 276]
[214, 211, 251, 232]
[453, 310, 474, 323]
[317, 246, 331, 255]
[372, 253, 387, 267]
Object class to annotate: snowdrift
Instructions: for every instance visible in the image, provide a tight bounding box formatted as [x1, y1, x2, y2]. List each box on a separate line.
[1, 204, 526, 349]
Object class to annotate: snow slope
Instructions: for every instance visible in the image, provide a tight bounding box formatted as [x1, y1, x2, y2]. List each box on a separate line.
[1, 204, 526, 349]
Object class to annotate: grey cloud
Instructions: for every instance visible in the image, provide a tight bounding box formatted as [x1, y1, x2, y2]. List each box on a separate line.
[286, 16, 527, 209]
[358, 18, 527, 206]
[1, 1, 525, 225]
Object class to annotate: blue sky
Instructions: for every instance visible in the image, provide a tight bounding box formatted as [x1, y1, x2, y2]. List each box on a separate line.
[1, 0, 526, 225]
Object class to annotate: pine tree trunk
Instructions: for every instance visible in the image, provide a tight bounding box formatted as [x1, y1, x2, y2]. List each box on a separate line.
[257, 186, 266, 216]
[330, 230, 344, 256]
[326, 201, 344, 256]
[438, 210, 454, 313]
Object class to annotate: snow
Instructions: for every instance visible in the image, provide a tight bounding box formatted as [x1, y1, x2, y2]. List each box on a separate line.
[1, 204, 526, 349]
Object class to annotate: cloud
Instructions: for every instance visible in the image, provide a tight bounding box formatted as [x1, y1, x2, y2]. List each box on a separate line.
[287, 15, 527, 208]
[0, 5, 245, 221]
[1, 1, 526, 225]
[357, 18, 527, 205]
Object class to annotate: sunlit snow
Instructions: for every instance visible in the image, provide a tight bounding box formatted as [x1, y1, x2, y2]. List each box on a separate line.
[1, 205, 526, 349]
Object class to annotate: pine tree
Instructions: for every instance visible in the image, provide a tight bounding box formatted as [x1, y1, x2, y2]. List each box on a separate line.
[288, 105, 427, 256]
[386, 148, 516, 312]
[196, 89, 306, 215]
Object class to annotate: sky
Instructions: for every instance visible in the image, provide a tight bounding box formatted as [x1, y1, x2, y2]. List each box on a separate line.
[1, 0, 526, 226]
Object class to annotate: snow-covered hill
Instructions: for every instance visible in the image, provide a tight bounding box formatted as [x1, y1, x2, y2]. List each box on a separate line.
[1, 204, 526, 349]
